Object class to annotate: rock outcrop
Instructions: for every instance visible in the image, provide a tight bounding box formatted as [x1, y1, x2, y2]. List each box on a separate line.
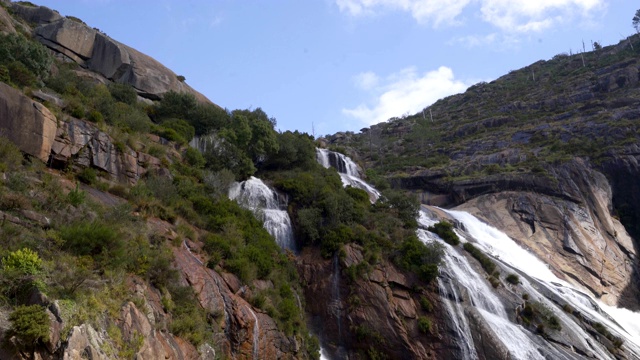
[173, 240, 304, 359]
[0, 81, 57, 161]
[9, 3, 61, 26]
[50, 117, 161, 183]
[0, 3, 16, 34]
[9, 3, 211, 103]
[298, 244, 454, 360]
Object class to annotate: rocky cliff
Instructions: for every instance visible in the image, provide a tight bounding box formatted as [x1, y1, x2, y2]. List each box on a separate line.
[7, 2, 210, 103]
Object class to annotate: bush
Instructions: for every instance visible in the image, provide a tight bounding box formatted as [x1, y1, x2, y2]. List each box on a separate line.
[396, 235, 443, 283]
[428, 221, 460, 246]
[77, 167, 97, 185]
[8, 305, 50, 349]
[184, 147, 206, 169]
[108, 82, 137, 105]
[0, 136, 23, 172]
[463, 242, 496, 275]
[59, 221, 125, 268]
[419, 296, 433, 312]
[2, 248, 42, 275]
[67, 183, 86, 206]
[417, 317, 432, 334]
[0, 33, 52, 82]
[506, 273, 520, 285]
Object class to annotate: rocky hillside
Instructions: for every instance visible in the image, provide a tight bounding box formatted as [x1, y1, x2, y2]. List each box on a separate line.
[3, 0, 640, 359]
[0, 1, 456, 359]
[327, 34, 640, 313]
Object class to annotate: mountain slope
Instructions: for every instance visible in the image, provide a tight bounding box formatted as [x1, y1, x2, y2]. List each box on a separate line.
[327, 35, 640, 311]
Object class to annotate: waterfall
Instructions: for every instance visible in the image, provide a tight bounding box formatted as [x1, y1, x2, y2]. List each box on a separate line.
[312, 150, 640, 358]
[433, 209, 640, 358]
[417, 224, 548, 360]
[229, 176, 295, 251]
[315, 148, 380, 202]
[247, 307, 260, 360]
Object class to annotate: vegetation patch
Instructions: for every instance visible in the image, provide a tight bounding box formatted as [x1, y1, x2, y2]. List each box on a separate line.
[427, 221, 460, 246]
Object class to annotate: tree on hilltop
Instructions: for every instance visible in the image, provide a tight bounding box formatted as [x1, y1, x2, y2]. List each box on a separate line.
[633, 9, 640, 33]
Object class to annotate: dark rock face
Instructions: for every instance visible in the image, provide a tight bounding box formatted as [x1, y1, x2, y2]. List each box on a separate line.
[0, 81, 57, 161]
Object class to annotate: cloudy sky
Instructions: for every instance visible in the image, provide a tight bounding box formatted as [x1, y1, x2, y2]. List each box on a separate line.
[36, 0, 637, 136]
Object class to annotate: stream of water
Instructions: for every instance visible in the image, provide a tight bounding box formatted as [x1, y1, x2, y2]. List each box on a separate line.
[228, 176, 295, 251]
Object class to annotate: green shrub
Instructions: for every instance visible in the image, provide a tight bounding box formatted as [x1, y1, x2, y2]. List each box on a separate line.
[419, 296, 433, 312]
[67, 182, 86, 206]
[417, 317, 432, 334]
[8, 305, 50, 349]
[396, 235, 443, 283]
[428, 221, 460, 246]
[506, 273, 520, 285]
[77, 167, 97, 185]
[463, 242, 496, 275]
[0, 33, 52, 82]
[107, 82, 137, 105]
[184, 147, 206, 169]
[2, 248, 42, 275]
[0, 136, 23, 172]
[7, 61, 36, 87]
[59, 221, 125, 268]
[160, 118, 195, 142]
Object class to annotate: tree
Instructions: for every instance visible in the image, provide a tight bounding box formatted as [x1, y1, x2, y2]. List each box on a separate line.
[634, 9, 640, 33]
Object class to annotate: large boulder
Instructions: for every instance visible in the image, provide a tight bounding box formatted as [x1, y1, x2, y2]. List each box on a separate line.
[0, 82, 57, 162]
[29, 15, 211, 102]
[35, 18, 97, 64]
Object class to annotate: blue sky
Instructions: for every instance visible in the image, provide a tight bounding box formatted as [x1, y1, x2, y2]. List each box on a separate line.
[35, 0, 638, 136]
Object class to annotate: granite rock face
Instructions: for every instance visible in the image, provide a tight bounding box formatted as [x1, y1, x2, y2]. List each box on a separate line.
[13, 12, 212, 102]
[0, 81, 57, 162]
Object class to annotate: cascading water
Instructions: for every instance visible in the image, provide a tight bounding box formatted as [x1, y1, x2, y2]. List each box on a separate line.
[314, 150, 640, 359]
[316, 148, 380, 202]
[228, 176, 295, 251]
[247, 307, 260, 360]
[431, 208, 640, 359]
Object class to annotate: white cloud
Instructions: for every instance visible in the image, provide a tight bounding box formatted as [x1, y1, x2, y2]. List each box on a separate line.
[343, 66, 470, 125]
[353, 71, 380, 90]
[335, 0, 472, 26]
[335, 0, 606, 32]
[479, 0, 604, 32]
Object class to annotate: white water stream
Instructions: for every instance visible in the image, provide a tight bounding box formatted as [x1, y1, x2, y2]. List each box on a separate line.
[439, 209, 640, 358]
[315, 150, 640, 359]
[228, 176, 295, 251]
[316, 148, 381, 202]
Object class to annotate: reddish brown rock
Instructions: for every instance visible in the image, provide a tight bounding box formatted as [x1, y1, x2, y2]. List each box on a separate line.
[298, 244, 439, 359]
